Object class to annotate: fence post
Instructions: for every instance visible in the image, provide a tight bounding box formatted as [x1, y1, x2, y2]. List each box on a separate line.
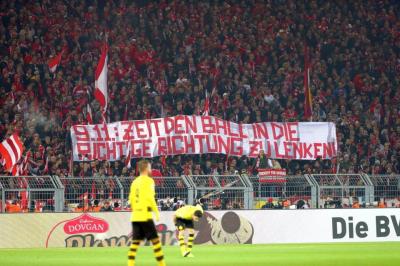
[307, 174, 320, 208]
[182, 175, 194, 205]
[1, 188, 4, 213]
[304, 174, 317, 208]
[52, 176, 65, 212]
[240, 174, 253, 209]
[361, 174, 374, 205]
[115, 176, 124, 203]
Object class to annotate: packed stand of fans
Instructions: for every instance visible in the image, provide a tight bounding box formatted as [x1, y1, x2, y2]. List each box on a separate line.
[0, 0, 399, 181]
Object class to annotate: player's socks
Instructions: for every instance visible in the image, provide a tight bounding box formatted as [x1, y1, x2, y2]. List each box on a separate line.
[186, 233, 194, 253]
[127, 240, 140, 266]
[151, 238, 166, 266]
[178, 230, 186, 256]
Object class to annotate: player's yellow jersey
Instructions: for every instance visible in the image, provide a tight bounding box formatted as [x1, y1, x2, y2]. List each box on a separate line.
[129, 175, 159, 222]
[175, 204, 203, 220]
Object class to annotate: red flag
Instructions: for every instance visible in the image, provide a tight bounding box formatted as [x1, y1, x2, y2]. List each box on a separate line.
[86, 104, 93, 124]
[203, 89, 210, 116]
[11, 163, 19, 176]
[48, 51, 63, 73]
[43, 156, 49, 174]
[94, 43, 108, 122]
[24, 151, 31, 165]
[161, 156, 166, 169]
[11, 155, 25, 177]
[0, 134, 24, 171]
[23, 151, 31, 175]
[304, 45, 313, 120]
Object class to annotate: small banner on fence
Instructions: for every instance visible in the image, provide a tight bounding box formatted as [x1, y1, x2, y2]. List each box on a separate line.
[258, 168, 287, 183]
[70, 115, 337, 161]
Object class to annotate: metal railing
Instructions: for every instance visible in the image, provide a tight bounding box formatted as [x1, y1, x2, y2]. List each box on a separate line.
[247, 175, 316, 208]
[0, 176, 64, 212]
[186, 174, 252, 210]
[309, 174, 373, 208]
[369, 175, 400, 207]
[0, 174, 399, 212]
[119, 176, 194, 210]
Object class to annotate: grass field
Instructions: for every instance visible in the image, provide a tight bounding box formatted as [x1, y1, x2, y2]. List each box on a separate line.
[0, 242, 399, 266]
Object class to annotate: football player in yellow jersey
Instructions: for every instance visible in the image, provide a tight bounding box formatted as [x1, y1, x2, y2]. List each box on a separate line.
[173, 203, 204, 257]
[127, 160, 166, 266]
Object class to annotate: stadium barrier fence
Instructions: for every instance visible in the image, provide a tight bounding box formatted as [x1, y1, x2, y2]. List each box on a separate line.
[185, 174, 252, 209]
[0, 176, 64, 212]
[308, 174, 374, 208]
[368, 175, 400, 207]
[0, 174, 399, 212]
[246, 174, 316, 208]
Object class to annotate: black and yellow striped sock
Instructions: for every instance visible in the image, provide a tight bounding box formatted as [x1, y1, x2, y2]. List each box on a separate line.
[178, 230, 186, 255]
[187, 232, 194, 253]
[151, 238, 166, 266]
[127, 240, 140, 266]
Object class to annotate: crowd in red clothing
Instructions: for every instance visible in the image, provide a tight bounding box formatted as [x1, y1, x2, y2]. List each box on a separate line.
[0, 0, 399, 178]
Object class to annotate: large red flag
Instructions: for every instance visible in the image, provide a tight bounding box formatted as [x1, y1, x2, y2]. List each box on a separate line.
[0, 134, 24, 171]
[304, 45, 313, 120]
[94, 43, 108, 122]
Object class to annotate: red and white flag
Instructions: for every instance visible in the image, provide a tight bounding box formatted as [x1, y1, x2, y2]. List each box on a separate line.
[23, 150, 31, 174]
[94, 43, 108, 121]
[0, 134, 24, 172]
[125, 142, 132, 169]
[304, 45, 313, 120]
[86, 104, 93, 124]
[11, 160, 25, 176]
[11, 163, 19, 176]
[43, 156, 49, 174]
[48, 51, 63, 73]
[203, 89, 210, 116]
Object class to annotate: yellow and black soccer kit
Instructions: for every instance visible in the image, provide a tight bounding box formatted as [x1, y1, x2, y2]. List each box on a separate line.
[128, 175, 166, 266]
[174, 204, 204, 257]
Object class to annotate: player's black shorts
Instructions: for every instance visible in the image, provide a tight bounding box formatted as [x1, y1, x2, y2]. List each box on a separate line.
[175, 217, 194, 229]
[131, 220, 158, 240]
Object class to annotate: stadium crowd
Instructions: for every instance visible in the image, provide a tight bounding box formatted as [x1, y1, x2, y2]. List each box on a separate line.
[0, 0, 399, 181]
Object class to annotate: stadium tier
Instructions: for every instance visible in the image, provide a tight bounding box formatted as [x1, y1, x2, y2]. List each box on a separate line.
[0, 0, 398, 179]
[0, 1, 400, 265]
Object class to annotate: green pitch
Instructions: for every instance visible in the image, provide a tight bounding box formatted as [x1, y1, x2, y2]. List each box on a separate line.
[0, 242, 399, 266]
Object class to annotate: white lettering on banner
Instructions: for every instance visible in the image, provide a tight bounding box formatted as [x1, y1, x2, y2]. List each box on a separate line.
[67, 224, 105, 234]
[258, 169, 287, 183]
[70, 116, 337, 161]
